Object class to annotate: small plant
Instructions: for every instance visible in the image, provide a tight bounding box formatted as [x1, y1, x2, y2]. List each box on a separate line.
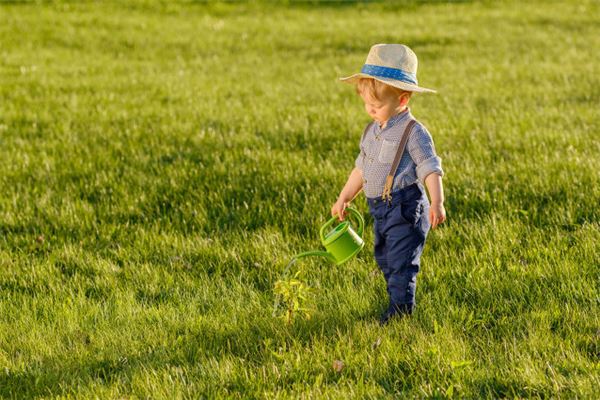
[273, 270, 315, 325]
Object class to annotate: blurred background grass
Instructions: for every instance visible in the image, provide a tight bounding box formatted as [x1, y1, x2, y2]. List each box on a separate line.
[0, 0, 598, 398]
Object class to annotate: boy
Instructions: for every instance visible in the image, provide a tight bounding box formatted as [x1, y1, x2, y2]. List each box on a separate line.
[331, 44, 446, 325]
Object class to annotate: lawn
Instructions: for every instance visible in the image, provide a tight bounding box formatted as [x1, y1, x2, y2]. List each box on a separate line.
[0, 0, 598, 398]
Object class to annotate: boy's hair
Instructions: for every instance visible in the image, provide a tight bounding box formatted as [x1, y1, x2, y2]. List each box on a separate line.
[356, 78, 412, 101]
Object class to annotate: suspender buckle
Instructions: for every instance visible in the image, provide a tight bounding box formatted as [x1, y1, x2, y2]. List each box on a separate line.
[382, 176, 393, 204]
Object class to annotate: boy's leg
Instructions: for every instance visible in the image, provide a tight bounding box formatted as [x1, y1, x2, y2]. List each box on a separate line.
[369, 202, 398, 306]
[373, 216, 392, 298]
[383, 195, 430, 317]
[386, 225, 423, 307]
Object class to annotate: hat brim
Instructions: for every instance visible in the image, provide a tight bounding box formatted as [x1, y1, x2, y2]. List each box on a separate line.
[339, 73, 437, 94]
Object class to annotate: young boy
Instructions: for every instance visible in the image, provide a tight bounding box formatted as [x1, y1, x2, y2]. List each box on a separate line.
[331, 44, 446, 325]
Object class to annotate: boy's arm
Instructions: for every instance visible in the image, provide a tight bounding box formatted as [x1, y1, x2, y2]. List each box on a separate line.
[424, 172, 446, 229]
[406, 123, 445, 229]
[331, 168, 363, 220]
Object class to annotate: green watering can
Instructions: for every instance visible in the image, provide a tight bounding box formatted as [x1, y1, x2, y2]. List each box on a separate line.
[273, 207, 365, 317]
[294, 206, 365, 265]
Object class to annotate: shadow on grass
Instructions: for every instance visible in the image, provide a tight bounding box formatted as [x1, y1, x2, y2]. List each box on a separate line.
[0, 314, 363, 398]
[0, 355, 135, 398]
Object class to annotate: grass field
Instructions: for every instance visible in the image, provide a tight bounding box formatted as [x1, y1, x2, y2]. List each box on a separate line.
[1, 0, 599, 398]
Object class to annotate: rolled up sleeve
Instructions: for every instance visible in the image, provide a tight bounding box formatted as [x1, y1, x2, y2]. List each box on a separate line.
[408, 123, 444, 183]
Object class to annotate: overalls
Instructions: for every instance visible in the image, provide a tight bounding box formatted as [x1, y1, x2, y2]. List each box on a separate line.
[367, 183, 431, 311]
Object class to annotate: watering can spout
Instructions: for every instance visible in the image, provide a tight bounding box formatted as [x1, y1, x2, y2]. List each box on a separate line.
[293, 250, 337, 263]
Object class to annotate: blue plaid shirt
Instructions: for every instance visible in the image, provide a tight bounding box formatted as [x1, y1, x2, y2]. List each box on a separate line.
[355, 108, 444, 198]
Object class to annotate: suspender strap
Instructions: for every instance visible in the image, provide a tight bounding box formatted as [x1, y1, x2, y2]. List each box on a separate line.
[382, 119, 416, 202]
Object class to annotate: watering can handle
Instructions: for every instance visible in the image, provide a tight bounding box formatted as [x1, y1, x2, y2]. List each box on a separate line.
[320, 206, 364, 242]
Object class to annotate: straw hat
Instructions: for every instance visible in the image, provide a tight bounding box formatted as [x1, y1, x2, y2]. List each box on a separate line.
[339, 44, 436, 93]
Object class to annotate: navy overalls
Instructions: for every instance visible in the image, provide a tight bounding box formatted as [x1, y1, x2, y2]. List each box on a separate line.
[367, 183, 431, 312]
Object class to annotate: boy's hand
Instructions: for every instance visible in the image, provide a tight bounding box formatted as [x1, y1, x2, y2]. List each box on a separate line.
[429, 202, 446, 229]
[331, 199, 349, 221]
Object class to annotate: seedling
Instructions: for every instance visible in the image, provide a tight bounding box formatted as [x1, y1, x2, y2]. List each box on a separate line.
[273, 270, 314, 325]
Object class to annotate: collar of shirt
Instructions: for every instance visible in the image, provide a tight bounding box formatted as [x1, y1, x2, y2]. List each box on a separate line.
[374, 108, 412, 136]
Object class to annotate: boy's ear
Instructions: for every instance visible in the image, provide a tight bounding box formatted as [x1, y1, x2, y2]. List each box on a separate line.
[399, 92, 411, 107]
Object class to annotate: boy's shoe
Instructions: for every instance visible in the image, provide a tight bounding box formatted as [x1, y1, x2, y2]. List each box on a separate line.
[379, 303, 414, 325]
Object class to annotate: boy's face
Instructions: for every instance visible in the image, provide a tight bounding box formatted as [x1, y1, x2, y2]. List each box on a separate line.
[359, 90, 409, 126]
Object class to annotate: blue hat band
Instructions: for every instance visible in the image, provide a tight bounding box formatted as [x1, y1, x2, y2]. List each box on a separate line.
[360, 64, 418, 85]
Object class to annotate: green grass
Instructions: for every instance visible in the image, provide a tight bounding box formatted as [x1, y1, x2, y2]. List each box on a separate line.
[1, 0, 599, 398]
